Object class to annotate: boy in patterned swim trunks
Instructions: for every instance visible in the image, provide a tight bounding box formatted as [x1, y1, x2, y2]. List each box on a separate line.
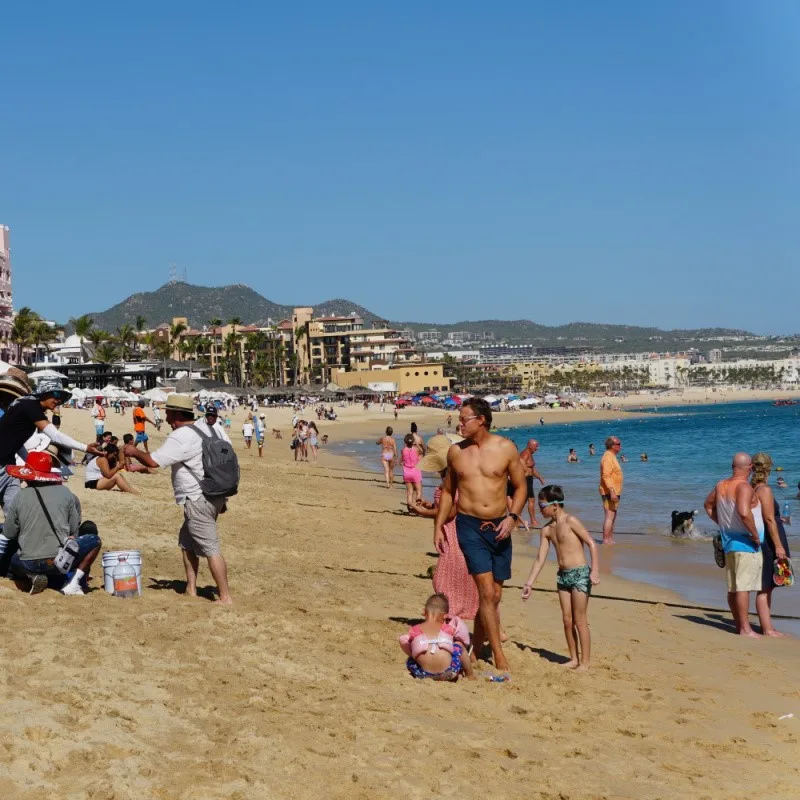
[521, 484, 600, 671]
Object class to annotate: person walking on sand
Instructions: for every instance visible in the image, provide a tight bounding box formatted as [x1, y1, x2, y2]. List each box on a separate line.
[507, 439, 544, 528]
[132, 399, 156, 452]
[704, 453, 763, 637]
[401, 433, 423, 511]
[376, 426, 397, 490]
[435, 397, 526, 675]
[599, 436, 623, 544]
[521, 484, 599, 670]
[751, 452, 790, 637]
[91, 396, 106, 443]
[124, 394, 234, 605]
[410, 422, 426, 455]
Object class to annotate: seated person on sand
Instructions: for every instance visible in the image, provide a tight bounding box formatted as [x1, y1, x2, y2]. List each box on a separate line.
[85, 444, 141, 494]
[567, 448, 580, 463]
[122, 434, 157, 474]
[0, 451, 101, 595]
[399, 593, 475, 681]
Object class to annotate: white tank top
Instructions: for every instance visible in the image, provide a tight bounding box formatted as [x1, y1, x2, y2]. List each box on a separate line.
[85, 457, 102, 482]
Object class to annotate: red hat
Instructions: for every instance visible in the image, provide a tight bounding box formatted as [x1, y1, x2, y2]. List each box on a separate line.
[6, 451, 63, 483]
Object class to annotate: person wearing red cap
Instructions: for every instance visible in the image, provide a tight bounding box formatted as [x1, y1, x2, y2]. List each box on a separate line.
[0, 451, 101, 595]
[0, 377, 102, 518]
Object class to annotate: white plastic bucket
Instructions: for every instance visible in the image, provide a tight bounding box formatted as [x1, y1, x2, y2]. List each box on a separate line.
[102, 550, 143, 596]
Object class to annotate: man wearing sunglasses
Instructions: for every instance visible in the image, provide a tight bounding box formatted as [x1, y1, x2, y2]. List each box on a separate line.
[434, 397, 527, 675]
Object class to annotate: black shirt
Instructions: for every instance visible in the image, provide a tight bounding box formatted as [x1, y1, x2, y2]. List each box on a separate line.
[0, 397, 48, 466]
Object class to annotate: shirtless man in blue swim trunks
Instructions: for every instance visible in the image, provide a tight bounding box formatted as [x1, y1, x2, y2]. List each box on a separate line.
[434, 397, 527, 674]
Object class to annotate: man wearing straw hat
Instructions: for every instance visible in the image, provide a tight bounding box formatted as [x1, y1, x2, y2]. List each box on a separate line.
[124, 394, 234, 605]
[0, 451, 101, 595]
[0, 375, 102, 517]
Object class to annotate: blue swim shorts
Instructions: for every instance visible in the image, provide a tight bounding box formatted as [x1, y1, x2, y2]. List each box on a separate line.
[455, 513, 512, 582]
[135, 431, 149, 444]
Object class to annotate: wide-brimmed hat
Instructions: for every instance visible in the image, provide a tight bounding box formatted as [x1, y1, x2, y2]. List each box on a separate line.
[165, 394, 195, 415]
[6, 451, 63, 483]
[0, 367, 33, 401]
[33, 377, 72, 402]
[420, 434, 453, 472]
[46, 443, 74, 477]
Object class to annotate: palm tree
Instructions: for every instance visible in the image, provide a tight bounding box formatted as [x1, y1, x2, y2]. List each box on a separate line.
[70, 314, 94, 363]
[10, 307, 36, 364]
[115, 324, 136, 361]
[94, 342, 118, 364]
[31, 319, 56, 365]
[87, 329, 108, 359]
[169, 321, 187, 361]
[208, 316, 223, 377]
[293, 323, 308, 386]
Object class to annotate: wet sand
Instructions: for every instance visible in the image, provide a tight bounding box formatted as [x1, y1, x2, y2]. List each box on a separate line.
[0, 404, 799, 798]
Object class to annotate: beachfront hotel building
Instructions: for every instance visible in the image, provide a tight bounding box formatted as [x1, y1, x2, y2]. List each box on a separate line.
[330, 363, 452, 395]
[292, 308, 420, 385]
[0, 226, 13, 362]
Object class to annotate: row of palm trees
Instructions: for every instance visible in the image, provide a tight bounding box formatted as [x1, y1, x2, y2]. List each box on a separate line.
[69, 313, 292, 387]
[13, 308, 301, 388]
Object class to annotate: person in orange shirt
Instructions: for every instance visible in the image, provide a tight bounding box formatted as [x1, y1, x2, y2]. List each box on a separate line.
[132, 399, 156, 452]
[599, 436, 623, 544]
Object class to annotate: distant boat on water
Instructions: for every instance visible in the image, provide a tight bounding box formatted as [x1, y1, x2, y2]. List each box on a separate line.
[772, 399, 797, 407]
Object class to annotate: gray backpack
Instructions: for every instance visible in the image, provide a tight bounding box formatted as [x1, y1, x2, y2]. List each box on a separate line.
[189, 424, 240, 498]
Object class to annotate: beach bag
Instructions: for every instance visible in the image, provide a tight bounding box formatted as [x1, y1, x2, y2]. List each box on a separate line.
[33, 488, 79, 574]
[712, 534, 725, 569]
[189, 424, 240, 498]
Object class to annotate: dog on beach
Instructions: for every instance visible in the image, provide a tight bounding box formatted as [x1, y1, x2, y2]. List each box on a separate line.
[670, 510, 700, 537]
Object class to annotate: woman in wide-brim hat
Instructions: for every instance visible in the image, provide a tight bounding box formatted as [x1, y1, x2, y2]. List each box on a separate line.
[414, 434, 479, 620]
[0, 367, 33, 410]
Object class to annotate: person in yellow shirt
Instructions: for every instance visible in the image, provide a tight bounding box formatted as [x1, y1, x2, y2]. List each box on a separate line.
[599, 436, 623, 544]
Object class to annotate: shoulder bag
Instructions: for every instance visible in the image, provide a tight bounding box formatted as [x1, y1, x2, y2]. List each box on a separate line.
[32, 487, 79, 574]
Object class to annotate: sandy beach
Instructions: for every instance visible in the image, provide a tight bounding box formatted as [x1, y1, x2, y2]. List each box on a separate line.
[1, 401, 799, 799]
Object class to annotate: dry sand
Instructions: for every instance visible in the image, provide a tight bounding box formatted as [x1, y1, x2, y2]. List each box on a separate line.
[1, 402, 799, 799]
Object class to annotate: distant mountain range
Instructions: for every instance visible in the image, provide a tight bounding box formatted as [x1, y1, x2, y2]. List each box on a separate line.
[78, 281, 784, 355]
[83, 282, 384, 332]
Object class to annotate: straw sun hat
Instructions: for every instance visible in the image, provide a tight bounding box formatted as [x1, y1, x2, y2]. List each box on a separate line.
[0, 367, 33, 401]
[419, 434, 453, 472]
[165, 394, 195, 415]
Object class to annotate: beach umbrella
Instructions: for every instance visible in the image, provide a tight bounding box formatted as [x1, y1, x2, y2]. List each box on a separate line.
[420, 396, 437, 405]
[508, 399, 524, 408]
[144, 388, 168, 402]
[28, 368, 69, 380]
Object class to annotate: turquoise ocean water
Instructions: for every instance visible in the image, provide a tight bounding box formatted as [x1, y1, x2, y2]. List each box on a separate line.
[337, 401, 800, 633]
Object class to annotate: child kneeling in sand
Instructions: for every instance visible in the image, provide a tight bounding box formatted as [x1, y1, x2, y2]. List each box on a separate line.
[399, 593, 475, 681]
[521, 485, 600, 671]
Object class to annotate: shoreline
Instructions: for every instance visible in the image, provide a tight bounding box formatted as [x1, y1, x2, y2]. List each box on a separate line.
[1, 403, 799, 797]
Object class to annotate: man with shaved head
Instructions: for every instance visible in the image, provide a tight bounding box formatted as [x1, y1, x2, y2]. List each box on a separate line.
[704, 452, 764, 638]
[508, 440, 544, 527]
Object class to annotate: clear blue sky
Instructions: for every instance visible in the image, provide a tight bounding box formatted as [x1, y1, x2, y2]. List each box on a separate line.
[2, 1, 798, 333]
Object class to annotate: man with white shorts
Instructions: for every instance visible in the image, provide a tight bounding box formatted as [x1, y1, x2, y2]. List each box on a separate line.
[124, 394, 233, 605]
[704, 452, 763, 637]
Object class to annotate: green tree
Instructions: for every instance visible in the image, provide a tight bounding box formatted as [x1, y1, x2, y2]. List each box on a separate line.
[10, 307, 36, 364]
[30, 319, 56, 365]
[115, 324, 137, 361]
[94, 342, 118, 364]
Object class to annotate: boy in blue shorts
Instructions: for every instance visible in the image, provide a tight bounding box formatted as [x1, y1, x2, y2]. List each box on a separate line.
[521, 484, 600, 671]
